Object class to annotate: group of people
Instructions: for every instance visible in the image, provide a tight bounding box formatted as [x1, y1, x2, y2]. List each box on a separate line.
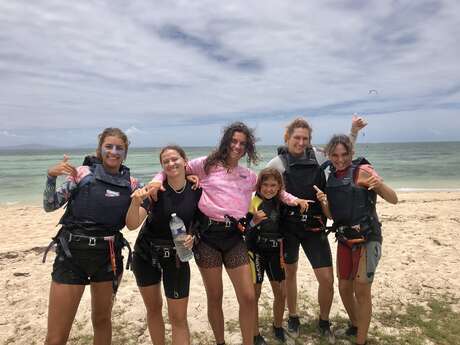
[42, 116, 397, 345]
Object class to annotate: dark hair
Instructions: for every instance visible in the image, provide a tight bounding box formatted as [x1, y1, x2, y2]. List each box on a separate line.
[256, 167, 284, 199]
[204, 122, 259, 174]
[325, 134, 353, 157]
[284, 117, 313, 143]
[159, 145, 188, 164]
[96, 127, 130, 160]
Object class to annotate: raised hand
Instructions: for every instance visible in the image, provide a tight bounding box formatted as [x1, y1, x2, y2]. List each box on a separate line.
[365, 175, 383, 190]
[252, 210, 268, 226]
[313, 185, 327, 206]
[144, 181, 166, 201]
[47, 154, 77, 178]
[351, 114, 368, 133]
[130, 188, 150, 206]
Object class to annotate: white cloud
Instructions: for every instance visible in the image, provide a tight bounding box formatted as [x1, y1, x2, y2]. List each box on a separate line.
[0, 0, 459, 146]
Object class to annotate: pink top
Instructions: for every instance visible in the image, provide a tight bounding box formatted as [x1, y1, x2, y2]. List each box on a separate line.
[154, 156, 297, 221]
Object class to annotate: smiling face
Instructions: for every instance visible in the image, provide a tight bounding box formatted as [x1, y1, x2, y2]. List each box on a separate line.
[286, 127, 311, 156]
[227, 131, 247, 164]
[160, 149, 186, 179]
[100, 136, 126, 173]
[259, 176, 281, 200]
[329, 143, 353, 171]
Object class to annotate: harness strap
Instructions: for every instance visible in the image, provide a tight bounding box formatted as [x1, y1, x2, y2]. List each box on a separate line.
[279, 239, 285, 270]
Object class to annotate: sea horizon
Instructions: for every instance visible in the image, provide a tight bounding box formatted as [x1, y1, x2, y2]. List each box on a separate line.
[1, 141, 460, 205]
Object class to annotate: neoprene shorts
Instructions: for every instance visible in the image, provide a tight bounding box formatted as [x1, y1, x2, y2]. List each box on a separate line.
[283, 222, 332, 268]
[132, 251, 190, 299]
[51, 245, 123, 285]
[249, 250, 285, 284]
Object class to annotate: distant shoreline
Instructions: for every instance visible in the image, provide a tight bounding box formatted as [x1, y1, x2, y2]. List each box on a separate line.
[3, 189, 460, 207]
[1, 141, 460, 152]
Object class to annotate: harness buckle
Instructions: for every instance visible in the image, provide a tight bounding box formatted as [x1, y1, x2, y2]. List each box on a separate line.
[300, 214, 309, 222]
[88, 237, 97, 246]
[163, 248, 171, 258]
[224, 217, 232, 229]
[270, 239, 278, 248]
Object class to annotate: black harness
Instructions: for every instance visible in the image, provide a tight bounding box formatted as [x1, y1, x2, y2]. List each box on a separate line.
[43, 156, 133, 294]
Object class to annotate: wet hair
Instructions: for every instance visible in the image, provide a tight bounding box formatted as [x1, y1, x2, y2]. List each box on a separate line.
[159, 145, 188, 164]
[325, 134, 353, 157]
[256, 167, 284, 199]
[96, 127, 130, 160]
[284, 117, 313, 143]
[204, 122, 259, 174]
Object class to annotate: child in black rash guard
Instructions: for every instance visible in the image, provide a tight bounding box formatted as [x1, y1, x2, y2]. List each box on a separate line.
[246, 168, 287, 345]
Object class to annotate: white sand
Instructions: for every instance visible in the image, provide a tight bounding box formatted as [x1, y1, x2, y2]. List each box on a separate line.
[1, 192, 459, 344]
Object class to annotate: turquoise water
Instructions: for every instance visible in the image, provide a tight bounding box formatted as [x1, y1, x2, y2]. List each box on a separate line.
[1, 142, 459, 205]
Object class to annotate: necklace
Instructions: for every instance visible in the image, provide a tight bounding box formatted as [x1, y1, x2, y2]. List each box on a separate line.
[168, 180, 187, 194]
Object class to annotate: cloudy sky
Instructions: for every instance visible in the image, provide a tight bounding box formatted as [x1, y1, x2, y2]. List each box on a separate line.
[1, 0, 459, 147]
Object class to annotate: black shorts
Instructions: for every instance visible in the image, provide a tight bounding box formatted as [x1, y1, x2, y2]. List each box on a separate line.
[132, 251, 190, 299]
[283, 222, 332, 269]
[249, 250, 285, 284]
[51, 245, 123, 285]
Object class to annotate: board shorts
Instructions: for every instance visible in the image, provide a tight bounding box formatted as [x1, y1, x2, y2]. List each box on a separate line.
[337, 240, 381, 283]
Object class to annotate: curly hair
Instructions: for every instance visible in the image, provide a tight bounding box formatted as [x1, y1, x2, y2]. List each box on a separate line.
[204, 122, 259, 174]
[324, 134, 353, 157]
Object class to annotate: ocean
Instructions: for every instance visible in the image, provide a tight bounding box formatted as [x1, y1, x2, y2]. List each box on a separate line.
[1, 142, 459, 205]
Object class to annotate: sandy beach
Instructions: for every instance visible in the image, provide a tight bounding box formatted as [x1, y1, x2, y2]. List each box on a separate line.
[1, 192, 459, 344]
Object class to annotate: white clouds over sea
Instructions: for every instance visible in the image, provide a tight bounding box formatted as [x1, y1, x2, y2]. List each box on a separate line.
[0, 0, 459, 147]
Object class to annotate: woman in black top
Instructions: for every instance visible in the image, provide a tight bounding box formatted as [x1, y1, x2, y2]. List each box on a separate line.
[126, 145, 201, 345]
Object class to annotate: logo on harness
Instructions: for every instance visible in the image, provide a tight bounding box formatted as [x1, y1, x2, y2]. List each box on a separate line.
[105, 189, 120, 197]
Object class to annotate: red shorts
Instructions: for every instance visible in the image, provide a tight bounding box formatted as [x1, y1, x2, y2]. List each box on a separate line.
[336, 241, 381, 283]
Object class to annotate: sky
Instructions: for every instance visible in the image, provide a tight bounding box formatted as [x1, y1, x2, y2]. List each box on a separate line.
[1, 0, 459, 147]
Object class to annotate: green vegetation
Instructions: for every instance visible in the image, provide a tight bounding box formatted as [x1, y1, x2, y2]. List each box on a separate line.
[29, 292, 459, 345]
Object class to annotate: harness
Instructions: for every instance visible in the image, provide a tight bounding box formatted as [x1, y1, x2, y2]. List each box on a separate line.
[325, 157, 382, 246]
[278, 146, 327, 230]
[43, 156, 134, 295]
[283, 209, 326, 231]
[42, 226, 132, 294]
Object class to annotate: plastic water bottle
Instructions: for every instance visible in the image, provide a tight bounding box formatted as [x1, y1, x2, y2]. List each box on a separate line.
[169, 213, 194, 262]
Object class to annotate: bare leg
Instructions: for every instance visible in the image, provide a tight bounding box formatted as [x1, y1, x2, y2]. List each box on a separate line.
[313, 266, 334, 321]
[253, 284, 262, 336]
[166, 297, 190, 345]
[284, 262, 298, 317]
[269, 280, 286, 328]
[338, 279, 358, 326]
[354, 281, 372, 345]
[90, 281, 116, 345]
[226, 263, 256, 345]
[199, 266, 225, 344]
[44, 281, 85, 345]
[139, 284, 165, 345]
